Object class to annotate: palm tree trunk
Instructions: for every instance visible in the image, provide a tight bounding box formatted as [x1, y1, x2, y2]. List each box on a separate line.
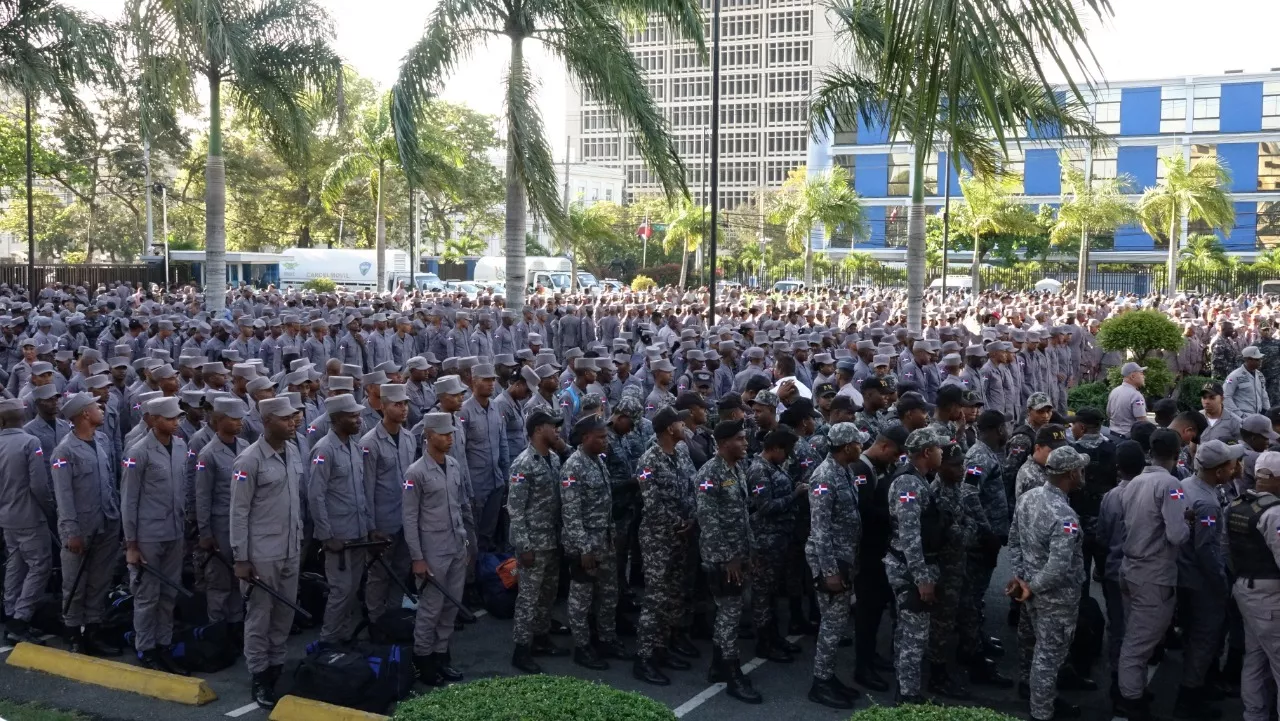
[907, 145, 927, 331]
[804, 229, 814, 287]
[504, 38, 528, 311]
[1166, 203, 1179, 295]
[205, 71, 227, 312]
[970, 235, 981, 296]
[679, 236, 689, 288]
[375, 158, 386, 291]
[1076, 223, 1088, 303]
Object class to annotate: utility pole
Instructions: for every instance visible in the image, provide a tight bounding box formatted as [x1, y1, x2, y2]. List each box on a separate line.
[562, 136, 573, 291]
[144, 139, 154, 267]
[408, 184, 416, 292]
[706, 0, 721, 325]
[941, 144, 952, 297]
[24, 89, 35, 298]
[758, 186, 766, 288]
[334, 204, 344, 249]
[160, 184, 169, 289]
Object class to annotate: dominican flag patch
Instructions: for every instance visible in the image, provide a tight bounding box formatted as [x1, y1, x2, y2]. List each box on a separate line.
[195, 461, 206, 471]
[187, 449, 197, 459]
[403, 478, 414, 490]
[898, 491, 916, 503]
[1199, 515, 1217, 527]
[800, 457, 813, 468]
[233, 470, 248, 482]
[854, 475, 867, 486]
[698, 479, 715, 492]
[51, 458, 67, 469]
[312, 455, 325, 465]
[1169, 488, 1185, 500]
[122, 457, 137, 468]
[966, 465, 983, 477]
[306, 425, 317, 434]
[562, 476, 577, 488]
[1063, 521, 1080, 535]
[638, 468, 653, 481]
[752, 483, 766, 495]
[362, 446, 370, 456]
[32, 447, 42, 456]
[511, 473, 525, 485]
[812, 482, 830, 496]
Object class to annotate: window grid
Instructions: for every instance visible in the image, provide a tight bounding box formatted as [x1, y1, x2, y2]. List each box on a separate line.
[628, 25, 666, 44]
[719, 161, 759, 184]
[671, 76, 709, 100]
[767, 10, 811, 36]
[766, 70, 810, 96]
[1264, 81, 1280, 131]
[888, 153, 912, 197]
[766, 100, 808, 124]
[720, 44, 761, 68]
[670, 105, 710, 128]
[766, 40, 810, 67]
[671, 47, 707, 72]
[765, 129, 807, 154]
[581, 137, 620, 162]
[720, 102, 760, 127]
[1260, 201, 1280, 249]
[635, 50, 665, 73]
[1160, 97, 1186, 134]
[720, 131, 760, 157]
[766, 159, 804, 184]
[721, 73, 761, 98]
[580, 109, 619, 133]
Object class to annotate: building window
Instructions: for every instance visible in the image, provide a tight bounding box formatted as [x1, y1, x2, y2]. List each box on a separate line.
[635, 50, 665, 73]
[720, 103, 759, 127]
[720, 73, 760, 97]
[1092, 145, 1118, 183]
[1000, 148, 1025, 192]
[766, 70, 809, 96]
[628, 25, 666, 44]
[888, 153, 913, 196]
[719, 190, 753, 210]
[719, 15, 761, 39]
[766, 159, 804, 184]
[1190, 144, 1216, 167]
[1265, 81, 1280, 131]
[675, 133, 707, 158]
[885, 206, 909, 247]
[767, 9, 810, 36]
[765, 130, 806, 154]
[581, 137, 619, 162]
[832, 155, 855, 185]
[1160, 87, 1186, 134]
[766, 40, 810, 66]
[1154, 145, 1180, 183]
[1193, 84, 1220, 133]
[720, 132, 760, 157]
[1261, 142, 1280, 192]
[670, 105, 710, 128]
[671, 47, 707, 72]
[719, 161, 759, 184]
[644, 77, 665, 100]
[1091, 89, 1121, 135]
[1260, 202, 1280, 248]
[605, 188, 613, 201]
[766, 100, 807, 124]
[580, 109, 618, 132]
[833, 116, 857, 145]
[671, 76, 709, 100]
[720, 44, 760, 68]
[920, 154, 937, 195]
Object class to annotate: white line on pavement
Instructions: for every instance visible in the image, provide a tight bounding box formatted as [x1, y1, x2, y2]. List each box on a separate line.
[0, 646, 12, 655]
[224, 703, 260, 718]
[672, 634, 802, 718]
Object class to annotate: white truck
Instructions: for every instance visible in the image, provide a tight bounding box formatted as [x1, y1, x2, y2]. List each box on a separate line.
[473, 255, 574, 294]
[279, 248, 409, 291]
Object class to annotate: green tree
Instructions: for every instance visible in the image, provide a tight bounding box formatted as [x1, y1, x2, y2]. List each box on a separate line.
[131, 0, 341, 311]
[389, 0, 703, 311]
[441, 235, 487, 264]
[1180, 234, 1228, 273]
[561, 200, 623, 287]
[663, 197, 708, 289]
[1050, 157, 1137, 302]
[417, 102, 504, 256]
[768, 165, 866, 286]
[1138, 153, 1235, 293]
[811, 0, 1108, 329]
[951, 173, 1040, 293]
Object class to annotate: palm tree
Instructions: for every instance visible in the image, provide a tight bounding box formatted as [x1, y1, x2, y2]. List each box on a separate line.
[388, 0, 702, 312]
[441, 235, 487, 264]
[951, 173, 1040, 293]
[1050, 157, 1137, 302]
[664, 197, 707, 289]
[1138, 153, 1235, 294]
[811, 0, 1109, 329]
[130, 0, 340, 312]
[560, 200, 621, 292]
[322, 91, 402, 288]
[0, 0, 118, 289]
[769, 165, 867, 286]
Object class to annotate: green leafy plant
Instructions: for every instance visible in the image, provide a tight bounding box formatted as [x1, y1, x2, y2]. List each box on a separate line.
[1068, 381, 1111, 418]
[848, 705, 1022, 721]
[1096, 310, 1184, 362]
[301, 277, 336, 293]
[1106, 356, 1176, 400]
[630, 274, 656, 291]
[1176, 375, 1215, 412]
[391, 675, 677, 721]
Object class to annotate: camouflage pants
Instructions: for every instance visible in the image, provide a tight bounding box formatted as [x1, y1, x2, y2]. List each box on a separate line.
[926, 559, 965, 664]
[813, 587, 854, 680]
[956, 551, 997, 658]
[749, 542, 787, 633]
[711, 567, 750, 661]
[636, 531, 690, 658]
[891, 581, 931, 697]
[567, 543, 618, 648]
[512, 549, 560, 646]
[1017, 596, 1078, 721]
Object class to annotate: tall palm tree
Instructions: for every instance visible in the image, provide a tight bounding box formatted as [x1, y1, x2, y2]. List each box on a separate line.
[951, 173, 1039, 293]
[769, 165, 867, 286]
[0, 0, 118, 289]
[322, 91, 401, 287]
[560, 200, 621, 291]
[1138, 153, 1235, 294]
[664, 197, 707, 288]
[130, 0, 340, 312]
[811, 0, 1109, 330]
[388, 0, 702, 312]
[1050, 157, 1136, 302]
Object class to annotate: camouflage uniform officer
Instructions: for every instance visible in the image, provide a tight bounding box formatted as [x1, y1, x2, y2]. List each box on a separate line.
[694, 420, 761, 704]
[561, 415, 630, 669]
[0, 398, 54, 646]
[508, 409, 568, 674]
[1209, 322, 1241, 380]
[1256, 322, 1280, 403]
[925, 443, 978, 700]
[745, 428, 802, 665]
[230, 397, 303, 709]
[632, 406, 699, 686]
[957, 410, 1011, 674]
[805, 423, 867, 709]
[1009, 446, 1089, 721]
[884, 427, 949, 704]
[1015, 424, 1069, 500]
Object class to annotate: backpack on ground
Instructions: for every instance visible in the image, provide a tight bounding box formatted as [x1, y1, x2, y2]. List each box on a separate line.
[169, 621, 237, 673]
[369, 607, 416, 644]
[293, 647, 376, 709]
[476, 552, 518, 619]
[359, 643, 416, 713]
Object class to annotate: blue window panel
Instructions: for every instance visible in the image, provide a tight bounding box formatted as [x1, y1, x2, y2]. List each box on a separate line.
[859, 206, 886, 247]
[1221, 201, 1257, 250]
[1120, 87, 1161, 136]
[937, 152, 961, 196]
[1221, 82, 1263, 133]
[1023, 150, 1061, 196]
[854, 154, 889, 197]
[1114, 224, 1155, 250]
[1217, 143, 1258, 193]
[857, 115, 888, 145]
[1117, 146, 1158, 191]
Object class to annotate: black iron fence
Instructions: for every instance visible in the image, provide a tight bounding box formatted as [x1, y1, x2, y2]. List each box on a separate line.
[0, 262, 177, 291]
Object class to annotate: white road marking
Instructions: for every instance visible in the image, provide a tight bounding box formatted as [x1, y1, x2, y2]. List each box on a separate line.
[224, 703, 261, 717]
[0, 646, 13, 655]
[672, 634, 802, 718]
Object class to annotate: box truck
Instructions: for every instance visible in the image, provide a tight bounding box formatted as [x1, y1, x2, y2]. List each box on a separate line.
[472, 255, 575, 294]
[279, 248, 409, 291]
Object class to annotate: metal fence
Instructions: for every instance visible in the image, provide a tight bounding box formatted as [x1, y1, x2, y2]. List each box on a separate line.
[0, 263, 176, 291]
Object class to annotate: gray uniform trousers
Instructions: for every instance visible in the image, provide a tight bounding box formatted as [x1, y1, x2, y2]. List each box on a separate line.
[205, 523, 243, 624]
[512, 550, 560, 646]
[321, 546, 366, 643]
[414, 550, 466, 656]
[1235, 578, 1280, 721]
[61, 520, 121, 627]
[4, 525, 52, 621]
[242, 557, 300, 675]
[364, 530, 411, 623]
[1118, 580, 1177, 700]
[131, 539, 184, 652]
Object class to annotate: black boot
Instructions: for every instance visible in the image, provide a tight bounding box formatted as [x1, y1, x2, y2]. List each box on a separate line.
[670, 629, 700, 658]
[4, 618, 44, 645]
[854, 664, 890, 692]
[137, 649, 165, 672]
[928, 663, 971, 700]
[1173, 685, 1222, 720]
[435, 651, 463, 682]
[67, 628, 87, 655]
[1118, 696, 1155, 721]
[707, 646, 727, 683]
[774, 627, 801, 654]
[157, 646, 190, 676]
[1220, 648, 1242, 698]
[532, 634, 567, 657]
[574, 644, 609, 670]
[655, 647, 691, 671]
[597, 638, 632, 660]
[1052, 697, 1083, 719]
[632, 656, 670, 686]
[754, 630, 793, 663]
[724, 658, 762, 704]
[982, 636, 1005, 656]
[896, 690, 928, 706]
[549, 618, 571, 636]
[968, 656, 1014, 688]
[86, 623, 122, 657]
[414, 654, 443, 686]
[251, 672, 278, 710]
[808, 676, 853, 709]
[828, 674, 862, 702]
[615, 612, 637, 638]
[511, 644, 541, 674]
[1058, 663, 1099, 691]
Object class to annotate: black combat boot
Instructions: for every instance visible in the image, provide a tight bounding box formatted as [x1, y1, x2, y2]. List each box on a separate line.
[707, 646, 727, 683]
[85, 623, 122, 656]
[157, 646, 190, 676]
[1219, 648, 1242, 698]
[414, 653, 442, 686]
[669, 629, 700, 658]
[251, 671, 278, 709]
[774, 626, 801, 654]
[531, 634, 567, 657]
[1172, 685, 1222, 720]
[724, 658, 762, 704]
[67, 628, 88, 655]
[655, 647, 691, 671]
[754, 629, 793, 663]
[573, 644, 609, 670]
[828, 674, 862, 702]
[597, 638, 632, 660]
[511, 644, 541, 674]
[968, 656, 1014, 688]
[928, 662, 971, 700]
[632, 656, 670, 686]
[808, 676, 853, 709]
[435, 651, 463, 682]
[853, 663, 889, 692]
[137, 649, 165, 672]
[1058, 663, 1099, 691]
[896, 690, 928, 706]
[4, 618, 44, 645]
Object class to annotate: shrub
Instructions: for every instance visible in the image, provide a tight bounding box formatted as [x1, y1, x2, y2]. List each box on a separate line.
[848, 704, 1021, 721]
[301, 277, 337, 293]
[1096, 310, 1183, 360]
[1176, 375, 1215, 412]
[392, 675, 676, 721]
[644, 263, 683, 288]
[1068, 381, 1111, 418]
[1105, 356, 1175, 400]
[630, 274, 656, 291]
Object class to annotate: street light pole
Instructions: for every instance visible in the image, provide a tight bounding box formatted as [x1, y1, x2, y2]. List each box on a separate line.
[161, 184, 169, 289]
[24, 89, 35, 299]
[941, 143, 952, 297]
[706, 0, 721, 326]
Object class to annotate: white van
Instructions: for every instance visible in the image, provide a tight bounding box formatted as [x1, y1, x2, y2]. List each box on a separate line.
[473, 255, 573, 294]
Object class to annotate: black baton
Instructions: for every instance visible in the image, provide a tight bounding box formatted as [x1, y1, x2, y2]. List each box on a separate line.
[62, 539, 94, 615]
[209, 552, 314, 621]
[363, 552, 419, 603]
[415, 574, 477, 622]
[135, 561, 194, 598]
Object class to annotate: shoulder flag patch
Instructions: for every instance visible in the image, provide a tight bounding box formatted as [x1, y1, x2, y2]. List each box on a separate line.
[898, 491, 916, 503]
[33, 446, 43, 456]
[233, 470, 248, 482]
[51, 458, 67, 469]
[1199, 515, 1217, 527]
[812, 482, 830, 496]
[1169, 488, 1185, 500]
[194, 461, 206, 471]
[511, 473, 525, 485]
[403, 477, 414, 490]
[122, 457, 137, 468]
[965, 465, 983, 477]
[698, 479, 716, 492]
[312, 455, 325, 465]
[854, 475, 867, 486]
[752, 483, 766, 495]
[1063, 521, 1080, 535]
[561, 476, 577, 488]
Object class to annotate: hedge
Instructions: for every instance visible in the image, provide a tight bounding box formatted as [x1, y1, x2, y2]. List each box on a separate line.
[301, 277, 337, 292]
[1105, 356, 1175, 400]
[630, 274, 656, 291]
[392, 675, 676, 721]
[1067, 381, 1110, 418]
[1176, 375, 1215, 412]
[849, 704, 1021, 721]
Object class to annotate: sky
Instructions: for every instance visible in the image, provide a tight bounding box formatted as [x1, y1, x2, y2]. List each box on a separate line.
[69, 0, 1280, 157]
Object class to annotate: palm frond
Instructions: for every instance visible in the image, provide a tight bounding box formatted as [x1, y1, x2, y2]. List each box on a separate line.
[320, 151, 372, 210]
[505, 44, 567, 240]
[0, 0, 121, 122]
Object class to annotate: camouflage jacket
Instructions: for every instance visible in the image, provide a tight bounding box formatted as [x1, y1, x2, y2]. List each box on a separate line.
[559, 448, 613, 554]
[933, 478, 977, 563]
[694, 455, 753, 564]
[1209, 335, 1241, 380]
[1015, 459, 1051, 500]
[885, 468, 939, 585]
[1009, 482, 1085, 599]
[964, 440, 1010, 537]
[805, 457, 861, 578]
[507, 446, 562, 553]
[636, 441, 697, 538]
[746, 455, 800, 539]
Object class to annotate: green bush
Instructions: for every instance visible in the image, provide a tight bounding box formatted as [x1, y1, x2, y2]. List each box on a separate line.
[630, 274, 656, 291]
[1105, 356, 1175, 400]
[849, 704, 1020, 721]
[1096, 310, 1183, 360]
[1176, 375, 1215, 412]
[1068, 381, 1111, 418]
[301, 276, 337, 293]
[644, 263, 683, 287]
[392, 675, 676, 721]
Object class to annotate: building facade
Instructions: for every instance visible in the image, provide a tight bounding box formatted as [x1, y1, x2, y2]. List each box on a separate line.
[819, 71, 1280, 256]
[565, 0, 837, 209]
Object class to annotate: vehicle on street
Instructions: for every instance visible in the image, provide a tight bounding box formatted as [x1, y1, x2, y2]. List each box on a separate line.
[600, 279, 627, 292]
[280, 248, 410, 291]
[773, 279, 805, 293]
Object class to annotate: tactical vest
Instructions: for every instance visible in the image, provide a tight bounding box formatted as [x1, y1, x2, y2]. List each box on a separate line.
[887, 466, 947, 562]
[1070, 437, 1116, 519]
[1227, 491, 1280, 581]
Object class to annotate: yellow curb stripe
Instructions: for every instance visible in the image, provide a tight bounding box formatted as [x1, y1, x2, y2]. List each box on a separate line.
[268, 695, 389, 721]
[5, 642, 217, 706]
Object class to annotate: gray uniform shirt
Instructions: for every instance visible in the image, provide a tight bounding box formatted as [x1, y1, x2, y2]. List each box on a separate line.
[307, 430, 373, 541]
[230, 436, 303, 562]
[195, 435, 249, 542]
[50, 430, 119, 542]
[403, 453, 472, 563]
[1224, 366, 1270, 418]
[1119, 465, 1191, 587]
[360, 422, 417, 535]
[1106, 382, 1147, 436]
[0, 427, 54, 529]
[459, 395, 510, 496]
[121, 431, 187, 544]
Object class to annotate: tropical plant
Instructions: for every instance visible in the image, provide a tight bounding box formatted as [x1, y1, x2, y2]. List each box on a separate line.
[1138, 153, 1235, 293]
[951, 173, 1040, 293]
[768, 165, 866, 286]
[440, 235, 488, 264]
[1256, 247, 1280, 274]
[525, 233, 551, 257]
[1097, 309, 1183, 362]
[559, 200, 622, 291]
[389, 0, 703, 312]
[393, 675, 677, 721]
[301, 276, 336, 292]
[1051, 157, 1137, 302]
[664, 197, 708, 289]
[130, 0, 342, 312]
[811, 0, 1109, 330]
[1180, 233, 1229, 273]
[630, 274, 656, 291]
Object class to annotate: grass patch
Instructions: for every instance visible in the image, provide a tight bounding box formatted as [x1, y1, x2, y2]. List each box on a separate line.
[0, 699, 90, 721]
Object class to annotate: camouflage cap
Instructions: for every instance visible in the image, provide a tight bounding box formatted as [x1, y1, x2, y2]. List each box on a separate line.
[615, 396, 643, 420]
[753, 390, 779, 407]
[1045, 446, 1090, 474]
[828, 422, 869, 448]
[580, 393, 605, 414]
[1027, 392, 1053, 410]
[905, 427, 948, 454]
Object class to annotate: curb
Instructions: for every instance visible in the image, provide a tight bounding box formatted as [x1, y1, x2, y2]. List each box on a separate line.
[269, 695, 389, 721]
[5, 642, 217, 706]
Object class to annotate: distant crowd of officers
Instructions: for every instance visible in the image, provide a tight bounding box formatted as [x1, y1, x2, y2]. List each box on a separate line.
[3, 281, 1280, 720]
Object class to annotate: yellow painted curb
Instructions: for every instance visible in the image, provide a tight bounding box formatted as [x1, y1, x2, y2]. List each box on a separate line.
[5, 642, 217, 706]
[269, 695, 389, 721]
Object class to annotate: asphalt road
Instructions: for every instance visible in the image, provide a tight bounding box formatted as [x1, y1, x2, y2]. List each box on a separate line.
[0, 551, 1245, 721]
